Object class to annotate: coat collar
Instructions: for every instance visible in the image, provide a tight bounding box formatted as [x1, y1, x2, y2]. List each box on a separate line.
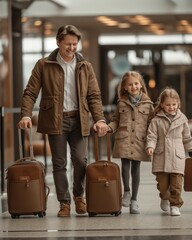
[157, 109, 188, 129]
[46, 48, 85, 63]
[120, 92, 153, 105]
[156, 109, 182, 119]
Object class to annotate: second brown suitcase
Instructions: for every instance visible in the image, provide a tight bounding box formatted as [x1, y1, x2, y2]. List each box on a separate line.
[86, 133, 122, 217]
[184, 157, 192, 191]
[6, 128, 50, 218]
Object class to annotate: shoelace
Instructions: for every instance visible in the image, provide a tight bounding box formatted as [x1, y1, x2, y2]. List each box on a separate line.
[60, 203, 69, 210]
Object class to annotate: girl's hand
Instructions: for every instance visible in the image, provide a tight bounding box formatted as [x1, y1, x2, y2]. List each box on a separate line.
[146, 148, 154, 156]
[93, 121, 108, 137]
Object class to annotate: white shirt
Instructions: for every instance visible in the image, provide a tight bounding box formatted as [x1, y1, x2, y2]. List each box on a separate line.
[57, 52, 78, 112]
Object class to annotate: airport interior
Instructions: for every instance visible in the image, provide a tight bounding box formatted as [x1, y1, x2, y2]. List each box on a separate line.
[1, 0, 192, 239]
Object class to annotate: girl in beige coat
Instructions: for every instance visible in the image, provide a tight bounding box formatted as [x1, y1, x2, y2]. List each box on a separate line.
[146, 87, 192, 216]
[108, 71, 154, 214]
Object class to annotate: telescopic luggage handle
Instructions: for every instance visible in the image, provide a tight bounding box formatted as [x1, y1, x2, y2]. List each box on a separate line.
[94, 132, 111, 162]
[18, 128, 34, 159]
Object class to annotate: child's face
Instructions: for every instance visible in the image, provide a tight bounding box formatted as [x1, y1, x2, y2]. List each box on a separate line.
[160, 97, 179, 115]
[124, 77, 142, 96]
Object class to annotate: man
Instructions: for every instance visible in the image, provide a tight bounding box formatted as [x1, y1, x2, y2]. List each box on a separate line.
[18, 25, 108, 217]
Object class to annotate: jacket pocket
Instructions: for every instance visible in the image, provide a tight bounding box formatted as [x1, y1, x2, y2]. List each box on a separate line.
[114, 130, 129, 139]
[135, 132, 146, 141]
[119, 107, 129, 114]
[175, 149, 185, 159]
[138, 106, 150, 115]
[118, 107, 129, 125]
[38, 97, 57, 131]
[39, 98, 54, 110]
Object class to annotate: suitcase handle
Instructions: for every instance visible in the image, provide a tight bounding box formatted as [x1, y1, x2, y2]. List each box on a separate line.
[45, 185, 50, 202]
[94, 132, 111, 162]
[18, 128, 34, 159]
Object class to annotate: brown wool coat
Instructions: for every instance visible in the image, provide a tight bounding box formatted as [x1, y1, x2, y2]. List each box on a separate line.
[21, 49, 105, 135]
[146, 109, 192, 175]
[108, 93, 154, 161]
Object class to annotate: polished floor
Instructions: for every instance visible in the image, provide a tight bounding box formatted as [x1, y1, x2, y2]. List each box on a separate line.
[1, 156, 192, 239]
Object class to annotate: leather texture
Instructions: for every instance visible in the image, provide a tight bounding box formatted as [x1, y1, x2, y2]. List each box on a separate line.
[6, 158, 49, 217]
[86, 133, 122, 216]
[184, 157, 192, 191]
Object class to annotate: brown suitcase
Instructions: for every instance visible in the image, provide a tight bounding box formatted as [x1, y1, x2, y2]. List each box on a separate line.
[6, 128, 50, 218]
[184, 157, 192, 191]
[86, 132, 122, 217]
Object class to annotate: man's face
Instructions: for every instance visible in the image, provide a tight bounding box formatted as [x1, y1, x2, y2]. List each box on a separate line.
[58, 34, 78, 62]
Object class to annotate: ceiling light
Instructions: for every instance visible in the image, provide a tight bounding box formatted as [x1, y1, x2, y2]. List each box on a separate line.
[139, 19, 151, 25]
[21, 16, 28, 23]
[148, 79, 156, 88]
[118, 23, 130, 28]
[124, 16, 138, 23]
[96, 16, 109, 22]
[45, 23, 54, 30]
[34, 20, 42, 27]
[180, 20, 189, 26]
[105, 21, 118, 26]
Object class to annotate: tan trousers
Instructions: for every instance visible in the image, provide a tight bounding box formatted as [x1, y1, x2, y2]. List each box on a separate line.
[155, 172, 183, 207]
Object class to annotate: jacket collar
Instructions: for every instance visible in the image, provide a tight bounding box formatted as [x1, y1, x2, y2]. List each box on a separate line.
[46, 48, 85, 63]
[157, 109, 181, 118]
[156, 109, 186, 123]
[120, 92, 153, 105]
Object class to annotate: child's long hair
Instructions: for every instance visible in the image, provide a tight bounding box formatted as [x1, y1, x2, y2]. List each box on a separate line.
[118, 71, 148, 99]
[154, 87, 181, 115]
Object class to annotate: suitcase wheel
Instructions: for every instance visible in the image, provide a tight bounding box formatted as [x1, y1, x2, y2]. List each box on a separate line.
[37, 212, 46, 218]
[11, 214, 20, 219]
[114, 211, 121, 216]
[88, 212, 97, 217]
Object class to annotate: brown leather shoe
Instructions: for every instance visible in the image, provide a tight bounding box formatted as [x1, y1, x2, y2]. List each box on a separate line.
[73, 197, 87, 214]
[57, 203, 70, 217]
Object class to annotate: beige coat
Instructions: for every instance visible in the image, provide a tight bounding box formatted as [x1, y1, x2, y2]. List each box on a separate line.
[21, 49, 105, 136]
[146, 109, 192, 175]
[108, 93, 154, 161]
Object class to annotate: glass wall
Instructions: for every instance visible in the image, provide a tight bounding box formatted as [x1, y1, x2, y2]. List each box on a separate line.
[0, 0, 15, 173]
[21, 24, 192, 119]
[0, 0, 11, 107]
[100, 40, 192, 118]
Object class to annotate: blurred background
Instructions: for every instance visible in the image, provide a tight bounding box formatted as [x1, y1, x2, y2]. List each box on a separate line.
[1, 0, 192, 180]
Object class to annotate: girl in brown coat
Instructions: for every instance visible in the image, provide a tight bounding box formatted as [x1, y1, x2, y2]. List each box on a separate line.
[146, 87, 192, 216]
[108, 71, 154, 214]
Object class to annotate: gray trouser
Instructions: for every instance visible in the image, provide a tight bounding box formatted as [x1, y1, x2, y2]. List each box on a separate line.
[121, 158, 141, 201]
[48, 116, 88, 204]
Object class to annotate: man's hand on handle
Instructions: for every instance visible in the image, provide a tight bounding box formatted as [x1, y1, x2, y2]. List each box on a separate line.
[93, 121, 110, 137]
[18, 117, 32, 129]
